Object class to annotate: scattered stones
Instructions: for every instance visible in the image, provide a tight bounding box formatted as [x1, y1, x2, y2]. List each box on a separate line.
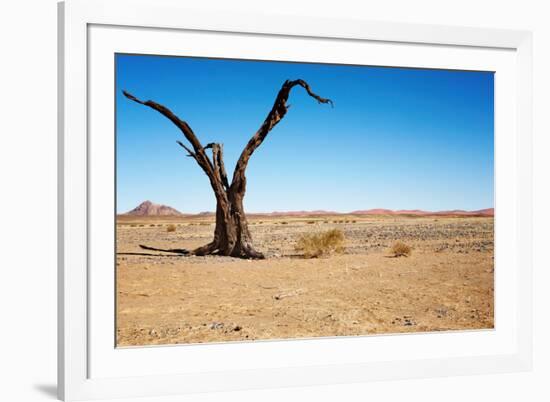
[117, 217, 493, 260]
[434, 307, 449, 318]
[392, 316, 417, 326]
[116, 216, 494, 346]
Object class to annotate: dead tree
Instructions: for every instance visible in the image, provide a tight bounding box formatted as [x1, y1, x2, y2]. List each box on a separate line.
[123, 79, 332, 259]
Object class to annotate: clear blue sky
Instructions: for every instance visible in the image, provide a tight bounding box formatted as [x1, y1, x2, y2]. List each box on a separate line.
[116, 54, 494, 214]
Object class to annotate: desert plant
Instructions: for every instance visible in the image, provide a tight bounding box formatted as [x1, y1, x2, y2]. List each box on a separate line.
[295, 229, 345, 258]
[281, 221, 288, 225]
[307, 220, 316, 224]
[166, 224, 177, 232]
[389, 241, 412, 257]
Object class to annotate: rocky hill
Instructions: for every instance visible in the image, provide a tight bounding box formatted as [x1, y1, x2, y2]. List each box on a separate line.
[124, 200, 182, 216]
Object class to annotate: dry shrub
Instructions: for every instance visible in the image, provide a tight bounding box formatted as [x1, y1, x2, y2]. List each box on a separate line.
[281, 221, 288, 225]
[295, 229, 345, 258]
[166, 224, 177, 232]
[389, 241, 412, 257]
[307, 221, 316, 224]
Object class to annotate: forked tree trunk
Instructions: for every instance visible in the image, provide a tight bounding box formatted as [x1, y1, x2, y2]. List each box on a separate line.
[194, 198, 260, 258]
[123, 79, 332, 259]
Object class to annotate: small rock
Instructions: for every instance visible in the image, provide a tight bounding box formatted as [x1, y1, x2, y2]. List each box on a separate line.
[210, 322, 224, 330]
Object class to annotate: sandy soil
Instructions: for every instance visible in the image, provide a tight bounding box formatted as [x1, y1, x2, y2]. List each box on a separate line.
[116, 215, 494, 346]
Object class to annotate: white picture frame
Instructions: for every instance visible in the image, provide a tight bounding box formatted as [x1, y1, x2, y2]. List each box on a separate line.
[58, 0, 533, 400]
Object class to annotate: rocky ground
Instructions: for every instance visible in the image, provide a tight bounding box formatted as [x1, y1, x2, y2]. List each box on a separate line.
[116, 215, 494, 346]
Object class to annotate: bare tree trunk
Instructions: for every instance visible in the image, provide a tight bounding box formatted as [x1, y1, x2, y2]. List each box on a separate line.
[123, 79, 332, 259]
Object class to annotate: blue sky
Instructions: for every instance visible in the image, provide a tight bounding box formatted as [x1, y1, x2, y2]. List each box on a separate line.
[116, 54, 494, 214]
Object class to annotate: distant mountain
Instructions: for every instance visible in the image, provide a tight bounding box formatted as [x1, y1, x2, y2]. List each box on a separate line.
[469, 208, 494, 216]
[352, 208, 394, 215]
[122, 203, 494, 217]
[254, 210, 339, 216]
[350, 208, 494, 217]
[197, 211, 215, 216]
[193, 208, 494, 217]
[124, 200, 183, 216]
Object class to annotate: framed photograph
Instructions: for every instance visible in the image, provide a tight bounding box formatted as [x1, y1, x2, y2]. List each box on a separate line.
[58, 0, 533, 400]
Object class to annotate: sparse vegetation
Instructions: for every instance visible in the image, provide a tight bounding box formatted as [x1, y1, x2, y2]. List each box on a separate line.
[166, 224, 177, 232]
[295, 229, 345, 258]
[116, 215, 494, 346]
[281, 221, 288, 225]
[389, 241, 412, 257]
[307, 221, 316, 224]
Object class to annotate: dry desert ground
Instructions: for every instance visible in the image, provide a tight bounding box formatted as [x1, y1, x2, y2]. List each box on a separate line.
[116, 214, 494, 346]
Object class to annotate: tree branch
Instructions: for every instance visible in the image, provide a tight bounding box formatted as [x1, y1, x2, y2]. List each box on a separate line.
[123, 91, 206, 154]
[212, 143, 230, 191]
[123, 90, 227, 200]
[176, 140, 199, 161]
[230, 79, 332, 191]
[291, 79, 333, 107]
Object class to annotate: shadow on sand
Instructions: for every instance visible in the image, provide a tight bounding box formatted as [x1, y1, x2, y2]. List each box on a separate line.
[116, 244, 190, 257]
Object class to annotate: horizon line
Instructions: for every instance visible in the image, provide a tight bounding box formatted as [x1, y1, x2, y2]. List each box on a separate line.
[119, 201, 494, 216]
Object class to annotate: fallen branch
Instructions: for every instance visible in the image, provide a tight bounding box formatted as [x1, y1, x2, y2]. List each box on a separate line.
[273, 288, 306, 300]
[139, 244, 190, 255]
